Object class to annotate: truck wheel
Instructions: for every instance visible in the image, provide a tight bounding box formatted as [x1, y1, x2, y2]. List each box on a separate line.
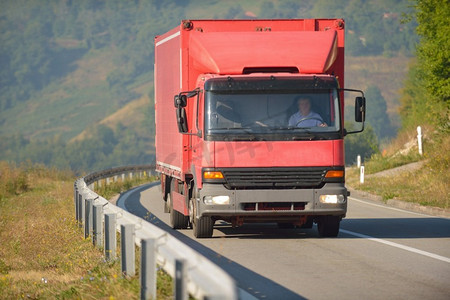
[193, 215, 214, 238]
[317, 215, 340, 237]
[164, 197, 170, 213]
[189, 195, 214, 238]
[168, 181, 189, 229]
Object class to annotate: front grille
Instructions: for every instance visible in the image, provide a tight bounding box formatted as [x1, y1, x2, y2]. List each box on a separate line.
[222, 167, 327, 189]
[243, 202, 306, 211]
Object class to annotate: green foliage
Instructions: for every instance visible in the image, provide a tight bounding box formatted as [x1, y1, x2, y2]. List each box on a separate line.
[344, 85, 395, 144]
[415, 0, 450, 103]
[400, 0, 449, 130]
[310, 0, 418, 56]
[365, 85, 396, 140]
[399, 61, 431, 129]
[1, 125, 154, 174]
[344, 122, 379, 165]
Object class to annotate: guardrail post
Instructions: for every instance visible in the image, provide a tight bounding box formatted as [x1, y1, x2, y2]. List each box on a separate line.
[74, 188, 79, 222]
[129, 172, 133, 180]
[175, 259, 187, 300]
[140, 238, 157, 300]
[121, 224, 135, 276]
[114, 175, 118, 182]
[105, 213, 116, 260]
[122, 173, 125, 181]
[79, 193, 85, 228]
[74, 187, 78, 219]
[84, 198, 93, 238]
[106, 177, 110, 185]
[93, 204, 103, 247]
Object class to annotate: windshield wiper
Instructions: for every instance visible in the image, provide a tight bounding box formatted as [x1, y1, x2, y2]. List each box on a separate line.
[230, 136, 266, 141]
[285, 126, 312, 130]
[212, 127, 253, 131]
[291, 131, 326, 140]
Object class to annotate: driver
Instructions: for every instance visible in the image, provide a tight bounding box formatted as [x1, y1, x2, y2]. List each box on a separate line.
[288, 97, 327, 127]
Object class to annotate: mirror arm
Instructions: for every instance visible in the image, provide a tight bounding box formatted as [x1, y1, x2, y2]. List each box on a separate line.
[181, 130, 202, 137]
[345, 112, 365, 135]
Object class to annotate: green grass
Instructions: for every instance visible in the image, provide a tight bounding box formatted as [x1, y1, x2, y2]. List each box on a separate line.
[0, 162, 173, 299]
[362, 151, 422, 175]
[346, 127, 449, 209]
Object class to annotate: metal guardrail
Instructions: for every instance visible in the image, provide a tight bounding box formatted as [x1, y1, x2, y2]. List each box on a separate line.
[74, 165, 237, 300]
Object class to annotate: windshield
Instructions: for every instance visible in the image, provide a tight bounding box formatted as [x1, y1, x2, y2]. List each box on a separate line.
[205, 89, 341, 141]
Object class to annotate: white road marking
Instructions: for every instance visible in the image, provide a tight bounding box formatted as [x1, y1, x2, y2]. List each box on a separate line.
[340, 229, 450, 263]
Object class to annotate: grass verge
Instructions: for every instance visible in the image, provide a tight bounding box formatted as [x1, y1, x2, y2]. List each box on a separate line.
[346, 127, 449, 209]
[0, 162, 172, 299]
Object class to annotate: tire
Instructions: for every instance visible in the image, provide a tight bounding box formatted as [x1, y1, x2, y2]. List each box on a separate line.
[193, 215, 214, 238]
[164, 197, 170, 213]
[317, 215, 340, 237]
[189, 186, 214, 238]
[168, 180, 189, 229]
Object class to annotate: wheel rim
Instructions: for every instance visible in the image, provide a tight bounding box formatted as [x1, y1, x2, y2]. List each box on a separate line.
[189, 199, 195, 225]
[167, 193, 171, 213]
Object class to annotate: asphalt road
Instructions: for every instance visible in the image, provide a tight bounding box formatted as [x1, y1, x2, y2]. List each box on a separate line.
[118, 183, 450, 300]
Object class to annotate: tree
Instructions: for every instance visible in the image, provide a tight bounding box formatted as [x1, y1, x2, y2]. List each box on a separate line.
[400, 0, 449, 129]
[365, 85, 395, 140]
[414, 0, 449, 127]
[399, 61, 429, 129]
[415, 0, 450, 101]
[344, 122, 379, 165]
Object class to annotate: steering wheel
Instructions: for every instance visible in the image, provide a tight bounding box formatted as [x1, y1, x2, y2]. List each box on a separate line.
[295, 117, 325, 127]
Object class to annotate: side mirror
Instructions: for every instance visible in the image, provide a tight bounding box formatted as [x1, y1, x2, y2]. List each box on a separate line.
[355, 96, 366, 122]
[173, 88, 201, 135]
[174, 94, 187, 108]
[176, 107, 188, 133]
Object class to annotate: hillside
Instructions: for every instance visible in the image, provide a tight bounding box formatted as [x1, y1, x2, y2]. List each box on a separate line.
[345, 55, 410, 128]
[0, 0, 418, 171]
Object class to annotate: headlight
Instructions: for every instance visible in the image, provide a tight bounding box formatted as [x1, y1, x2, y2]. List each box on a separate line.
[203, 195, 230, 205]
[319, 194, 346, 204]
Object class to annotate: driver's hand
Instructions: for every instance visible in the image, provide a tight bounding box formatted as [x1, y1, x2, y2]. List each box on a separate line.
[319, 123, 328, 127]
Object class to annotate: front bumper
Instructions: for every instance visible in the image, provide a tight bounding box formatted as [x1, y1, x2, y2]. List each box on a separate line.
[197, 183, 347, 219]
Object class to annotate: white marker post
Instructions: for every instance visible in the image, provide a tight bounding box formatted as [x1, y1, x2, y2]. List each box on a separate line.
[417, 126, 423, 156]
[357, 155, 361, 168]
[360, 166, 365, 184]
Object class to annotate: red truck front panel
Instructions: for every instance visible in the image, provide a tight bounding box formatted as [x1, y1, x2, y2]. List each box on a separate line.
[212, 140, 344, 168]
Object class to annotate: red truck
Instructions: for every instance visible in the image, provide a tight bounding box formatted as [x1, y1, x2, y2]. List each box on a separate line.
[154, 19, 365, 238]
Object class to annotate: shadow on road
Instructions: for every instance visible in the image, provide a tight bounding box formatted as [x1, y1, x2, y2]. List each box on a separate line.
[118, 183, 449, 299]
[120, 183, 306, 300]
